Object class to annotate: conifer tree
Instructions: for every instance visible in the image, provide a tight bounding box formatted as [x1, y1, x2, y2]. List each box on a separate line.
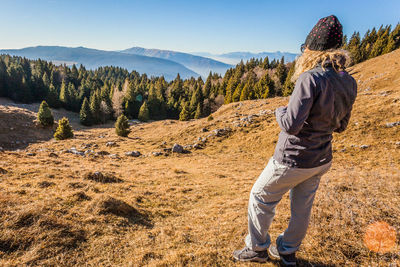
[232, 82, 244, 102]
[203, 72, 212, 98]
[240, 83, 251, 101]
[79, 97, 93, 126]
[37, 100, 54, 126]
[90, 90, 101, 124]
[194, 103, 202, 119]
[282, 62, 296, 96]
[115, 114, 131, 137]
[54, 117, 73, 140]
[179, 101, 191, 121]
[59, 81, 70, 107]
[138, 101, 150, 122]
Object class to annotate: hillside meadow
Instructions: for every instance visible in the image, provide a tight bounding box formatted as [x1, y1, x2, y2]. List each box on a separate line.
[0, 49, 399, 266]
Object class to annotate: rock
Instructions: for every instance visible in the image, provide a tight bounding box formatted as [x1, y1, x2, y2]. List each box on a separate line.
[201, 127, 209, 132]
[360, 145, 369, 149]
[0, 167, 7, 174]
[213, 127, 232, 137]
[84, 149, 95, 155]
[386, 121, 400, 128]
[0, 147, 4, 152]
[152, 151, 163, 156]
[106, 141, 117, 147]
[66, 148, 84, 156]
[48, 152, 58, 158]
[172, 143, 184, 153]
[125, 151, 141, 157]
[183, 145, 193, 150]
[96, 151, 110, 156]
[109, 154, 119, 159]
[161, 141, 167, 145]
[26, 152, 36, 156]
[163, 148, 172, 152]
[193, 143, 203, 149]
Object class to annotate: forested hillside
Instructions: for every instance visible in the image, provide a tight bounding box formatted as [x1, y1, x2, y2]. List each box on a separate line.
[0, 23, 398, 127]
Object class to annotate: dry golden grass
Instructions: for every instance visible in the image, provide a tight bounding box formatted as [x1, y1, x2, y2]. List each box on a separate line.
[0, 49, 399, 266]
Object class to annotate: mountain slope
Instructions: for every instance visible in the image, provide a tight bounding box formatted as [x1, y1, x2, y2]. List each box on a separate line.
[121, 47, 232, 77]
[0, 49, 399, 266]
[0, 46, 199, 80]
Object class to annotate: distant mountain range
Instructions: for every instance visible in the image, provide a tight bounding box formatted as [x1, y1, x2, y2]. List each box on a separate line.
[0, 46, 199, 81]
[193, 51, 298, 65]
[120, 47, 232, 77]
[0, 46, 298, 80]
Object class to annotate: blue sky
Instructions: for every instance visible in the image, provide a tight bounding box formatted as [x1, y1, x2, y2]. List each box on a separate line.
[1, 0, 399, 53]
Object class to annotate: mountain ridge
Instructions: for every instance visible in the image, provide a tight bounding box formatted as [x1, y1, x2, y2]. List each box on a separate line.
[0, 46, 199, 80]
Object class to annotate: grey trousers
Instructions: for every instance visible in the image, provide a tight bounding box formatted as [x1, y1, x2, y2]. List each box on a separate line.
[245, 157, 331, 255]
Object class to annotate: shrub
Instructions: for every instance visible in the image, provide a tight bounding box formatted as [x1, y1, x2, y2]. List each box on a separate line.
[207, 115, 214, 121]
[37, 100, 54, 126]
[115, 114, 131, 137]
[54, 117, 74, 140]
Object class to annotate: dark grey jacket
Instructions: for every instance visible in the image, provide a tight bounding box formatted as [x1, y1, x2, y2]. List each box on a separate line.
[273, 64, 357, 168]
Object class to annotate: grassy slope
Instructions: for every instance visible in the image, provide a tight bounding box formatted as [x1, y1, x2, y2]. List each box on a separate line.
[0, 49, 399, 266]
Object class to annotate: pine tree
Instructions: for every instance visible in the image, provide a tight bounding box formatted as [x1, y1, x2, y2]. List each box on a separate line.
[59, 81, 70, 107]
[232, 82, 244, 102]
[179, 101, 191, 121]
[79, 97, 93, 126]
[54, 117, 74, 140]
[194, 103, 202, 119]
[37, 100, 54, 126]
[138, 101, 150, 122]
[115, 114, 131, 137]
[90, 90, 101, 124]
[203, 72, 212, 98]
[282, 62, 296, 96]
[240, 83, 251, 101]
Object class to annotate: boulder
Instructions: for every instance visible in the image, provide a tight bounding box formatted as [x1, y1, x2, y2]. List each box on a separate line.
[172, 143, 184, 153]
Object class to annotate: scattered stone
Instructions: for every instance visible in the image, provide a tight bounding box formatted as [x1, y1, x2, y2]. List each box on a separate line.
[160, 141, 167, 145]
[183, 145, 193, 150]
[109, 154, 120, 159]
[84, 171, 123, 183]
[172, 143, 184, 153]
[201, 127, 209, 132]
[395, 141, 400, 146]
[96, 151, 109, 156]
[37, 181, 55, 188]
[152, 152, 163, 156]
[67, 148, 85, 156]
[26, 152, 36, 156]
[193, 143, 203, 149]
[163, 148, 172, 152]
[106, 141, 117, 147]
[213, 127, 232, 137]
[84, 149, 95, 155]
[125, 151, 141, 157]
[360, 145, 369, 149]
[386, 121, 400, 128]
[48, 152, 58, 158]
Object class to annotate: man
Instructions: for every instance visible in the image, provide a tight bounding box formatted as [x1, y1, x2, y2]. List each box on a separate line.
[233, 15, 357, 266]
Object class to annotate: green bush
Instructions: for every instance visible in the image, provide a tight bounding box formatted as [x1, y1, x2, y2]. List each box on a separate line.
[37, 100, 54, 126]
[207, 115, 214, 121]
[54, 117, 74, 140]
[115, 114, 131, 137]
